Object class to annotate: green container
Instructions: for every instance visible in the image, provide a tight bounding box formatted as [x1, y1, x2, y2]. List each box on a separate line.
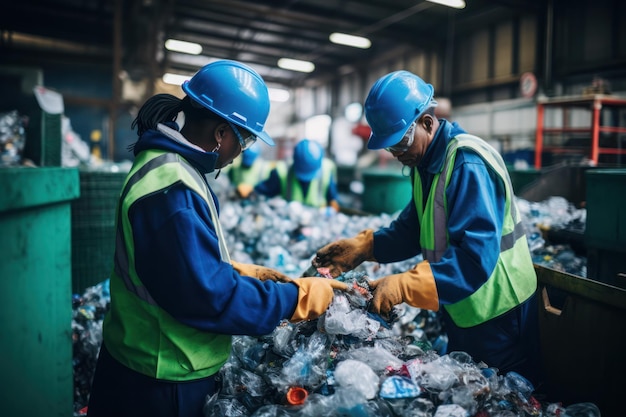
[585, 169, 626, 249]
[507, 168, 541, 195]
[71, 170, 127, 294]
[0, 167, 79, 417]
[361, 167, 412, 214]
[536, 265, 626, 417]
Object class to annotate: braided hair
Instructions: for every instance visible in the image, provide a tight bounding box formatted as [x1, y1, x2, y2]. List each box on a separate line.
[132, 94, 222, 137]
[131, 94, 182, 137]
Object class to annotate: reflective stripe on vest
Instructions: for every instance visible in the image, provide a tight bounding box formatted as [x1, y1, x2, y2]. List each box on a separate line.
[277, 159, 333, 207]
[414, 134, 536, 327]
[104, 150, 231, 380]
[114, 153, 230, 306]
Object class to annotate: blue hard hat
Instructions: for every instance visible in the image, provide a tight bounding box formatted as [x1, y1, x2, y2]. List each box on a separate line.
[293, 139, 324, 181]
[364, 70, 437, 150]
[242, 141, 262, 167]
[182, 60, 274, 146]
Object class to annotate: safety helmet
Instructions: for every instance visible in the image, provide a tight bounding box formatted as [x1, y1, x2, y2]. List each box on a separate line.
[293, 139, 324, 181]
[182, 60, 274, 146]
[241, 141, 262, 167]
[364, 70, 437, 150]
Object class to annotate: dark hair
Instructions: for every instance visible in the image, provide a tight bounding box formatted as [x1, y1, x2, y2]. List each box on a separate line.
[131, 93, 224, 137]
[132, 94, 182, 136]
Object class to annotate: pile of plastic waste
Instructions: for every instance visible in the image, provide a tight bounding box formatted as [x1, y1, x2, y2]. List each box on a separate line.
[72, 280, 110, 415]
[516, 196, 587, 277]
[71, 191, 596, 416]
[203, 270, 599, 417]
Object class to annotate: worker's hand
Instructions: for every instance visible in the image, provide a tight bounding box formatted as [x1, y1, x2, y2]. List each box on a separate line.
[312, 229, 375, 277]
[231, 260, 293, 283]
[236, 183, 254, 199]
[369, 260, 439, 314]
[290, 278, 349, 322]
[329, 200, 340, 212]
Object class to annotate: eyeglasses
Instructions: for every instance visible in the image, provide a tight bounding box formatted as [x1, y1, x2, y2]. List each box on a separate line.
[385, 122, 416, 153]
[227, 121, 257, 151]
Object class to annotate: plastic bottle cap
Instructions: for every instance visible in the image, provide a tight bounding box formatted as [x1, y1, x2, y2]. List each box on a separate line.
[286, 386, 308, 405]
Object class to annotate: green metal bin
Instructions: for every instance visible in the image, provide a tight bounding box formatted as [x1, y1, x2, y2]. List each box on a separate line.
[536, 265, 626, 417]
[71, 170, 127, 294]
[0, 167, 79, 417]
[361, 167, 412, 214]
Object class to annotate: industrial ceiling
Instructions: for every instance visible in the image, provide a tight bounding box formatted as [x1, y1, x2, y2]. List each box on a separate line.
[1, 0, 545, 90]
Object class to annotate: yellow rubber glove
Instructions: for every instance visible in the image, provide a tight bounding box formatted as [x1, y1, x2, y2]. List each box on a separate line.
[369, 260, 440, 314]
[312, 229, 375, 277]
[236, 183, 254, 198]
[290, 278, 349, 322]
[231, 260, 293, 283]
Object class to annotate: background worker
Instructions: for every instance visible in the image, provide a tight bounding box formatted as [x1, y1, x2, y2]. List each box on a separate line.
[313, 70, 542, 386]
[242, 138, 340, 211]
[226, 141, 273, 196]
[87, 60, 347, 417]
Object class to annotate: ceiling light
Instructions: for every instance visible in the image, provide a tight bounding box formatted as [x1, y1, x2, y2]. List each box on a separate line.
[162, 72, 191, 85]
[277, 58, 315, 73]
[329, 33, 371, 49]
[268, 88, 290, 102]
[164, 39, 202, 55]
[425, 0, 466, 9]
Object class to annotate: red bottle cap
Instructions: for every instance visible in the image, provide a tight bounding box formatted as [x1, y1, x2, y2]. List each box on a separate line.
[286, 386, 308, 405]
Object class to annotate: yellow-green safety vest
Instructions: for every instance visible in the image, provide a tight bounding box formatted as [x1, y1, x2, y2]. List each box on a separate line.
[229, 159, 272, 185]
[414, 134, 536, 328]
[276, 158, 334, 207]
[103, 150, 232, 381]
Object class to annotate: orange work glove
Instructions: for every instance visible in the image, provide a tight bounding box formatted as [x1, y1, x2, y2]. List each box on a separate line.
[231, 260, 293, 283]
[236, 183, 254, 198]
[369, 260, 440, 314]
[290, 278, 349, 322]
[312, 229, 375, 277]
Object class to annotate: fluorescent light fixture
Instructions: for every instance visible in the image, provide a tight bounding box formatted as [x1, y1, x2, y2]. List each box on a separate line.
[268, 87, 290, 102]
[425, 0, 466, 9]
[277, 58, 315, 73]
[164, 39, 202, 55]
[329, 32, 371, 49]
[162, 72, 191, 85]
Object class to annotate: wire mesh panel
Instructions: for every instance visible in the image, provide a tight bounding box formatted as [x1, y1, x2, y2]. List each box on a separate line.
[71, 171, 127, 294]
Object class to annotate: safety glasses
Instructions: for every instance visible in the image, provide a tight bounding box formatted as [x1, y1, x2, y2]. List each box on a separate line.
[227, 121, 257, 151]
[385, 122, 416, 153]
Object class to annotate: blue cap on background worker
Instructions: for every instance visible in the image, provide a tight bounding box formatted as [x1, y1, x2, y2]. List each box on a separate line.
[249, 138, 340, 211]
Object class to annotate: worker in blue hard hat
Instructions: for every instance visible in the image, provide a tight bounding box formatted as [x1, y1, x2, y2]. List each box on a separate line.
[87, 60, 347, 417]
[313, 70, 543, 387]
[226, 141, 273, 196]
[246, 138, 340, 210]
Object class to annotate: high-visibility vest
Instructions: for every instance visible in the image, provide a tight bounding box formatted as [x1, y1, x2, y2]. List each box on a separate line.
[414, 134, 536, 327]
[229, 159, 272, 185]
[276, 158, 334, 207]
[103, 149, 231, 380]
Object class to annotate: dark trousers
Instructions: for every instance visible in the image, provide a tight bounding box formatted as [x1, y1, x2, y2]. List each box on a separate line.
[442, 292, 544, 388]
[87, 344, 217, 417]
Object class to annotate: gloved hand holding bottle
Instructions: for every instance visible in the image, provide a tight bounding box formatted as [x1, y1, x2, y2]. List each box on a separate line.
[290, 278, 348, 322]
[368, 260, 439, 314]
[313, 229, 439, 315]
[312, 229, 375, 277]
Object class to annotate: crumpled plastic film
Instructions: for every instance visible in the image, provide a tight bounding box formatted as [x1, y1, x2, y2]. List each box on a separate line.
[70, 192, 599, 416]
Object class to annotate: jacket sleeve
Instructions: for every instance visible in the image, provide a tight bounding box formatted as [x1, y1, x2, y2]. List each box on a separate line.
[130, 182, 298, 336]
[430, 149, 506, 305]
[372, 199, 423, 262]
[253, 168, 282, 197]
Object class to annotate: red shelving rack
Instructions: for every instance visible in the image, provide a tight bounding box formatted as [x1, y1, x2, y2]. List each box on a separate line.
[534, 94, 626, 168]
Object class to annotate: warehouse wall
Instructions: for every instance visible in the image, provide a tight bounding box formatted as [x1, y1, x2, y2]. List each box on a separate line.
[283, 0, 626, 167]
